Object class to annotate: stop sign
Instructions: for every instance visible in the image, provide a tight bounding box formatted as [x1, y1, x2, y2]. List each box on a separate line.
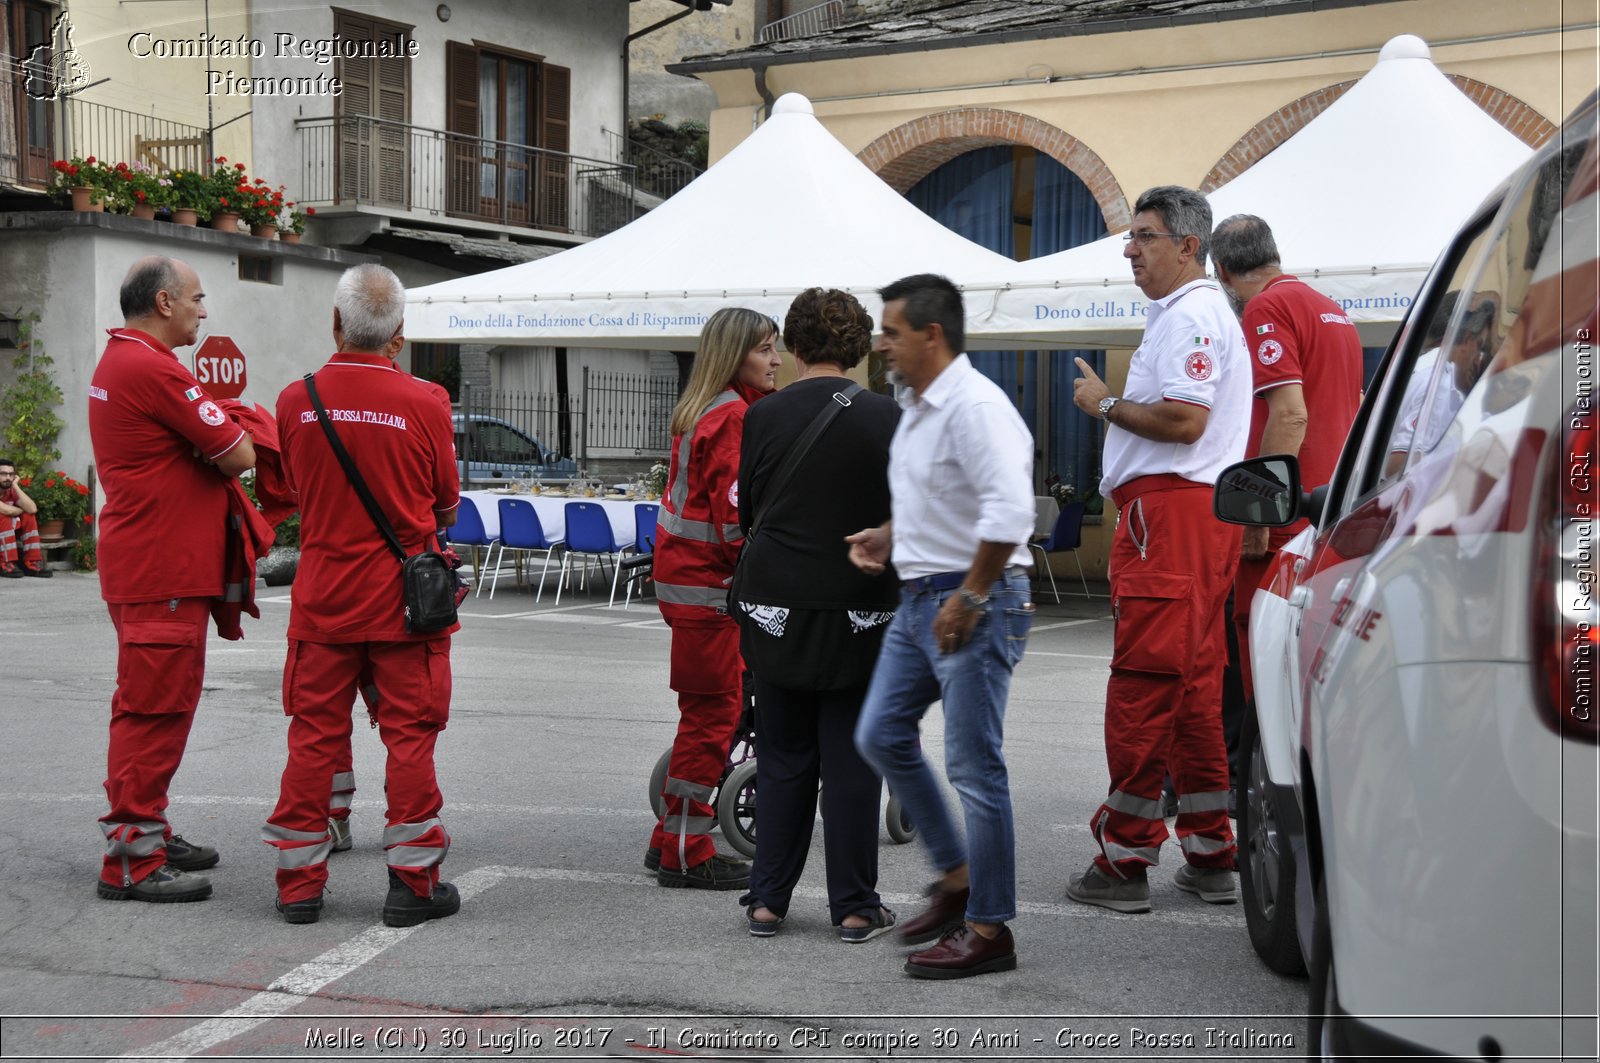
[193, 336, 248, 400]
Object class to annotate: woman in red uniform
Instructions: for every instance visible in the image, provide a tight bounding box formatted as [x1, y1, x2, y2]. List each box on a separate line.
[648, 307, 781, 889]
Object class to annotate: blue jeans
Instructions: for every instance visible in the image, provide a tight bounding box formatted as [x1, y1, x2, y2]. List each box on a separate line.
[854, 570, 1033, 924]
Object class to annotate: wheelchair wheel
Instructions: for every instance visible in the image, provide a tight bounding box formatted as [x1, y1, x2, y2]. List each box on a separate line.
[886, 794, 917, 844]
[717, 759, 758, 859]
[647, 747, 671, 820]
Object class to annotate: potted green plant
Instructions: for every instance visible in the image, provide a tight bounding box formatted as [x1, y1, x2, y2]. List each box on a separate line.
[20, 470, 91, 540]
[237, 178, 284, 237]
[166, 168, 209, 224]
[50, 155, 113, 211]
[114, 161, 163, 219]
[277, 201, 314, 243]
[205, 156, 248, 231]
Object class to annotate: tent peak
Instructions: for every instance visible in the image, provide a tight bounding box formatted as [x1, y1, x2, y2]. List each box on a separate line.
[772, 92, 814, 116]
[1378, 34, 1431, 63]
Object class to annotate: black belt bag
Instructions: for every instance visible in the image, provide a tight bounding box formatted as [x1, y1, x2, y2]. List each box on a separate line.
[304, 373, 457, 634]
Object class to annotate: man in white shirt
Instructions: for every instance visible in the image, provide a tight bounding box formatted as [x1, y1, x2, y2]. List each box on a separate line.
[849, 273, 1036, 980]
[1068, 186, 1250, 913]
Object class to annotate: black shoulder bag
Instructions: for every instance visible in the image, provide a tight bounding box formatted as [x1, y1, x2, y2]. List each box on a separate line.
[304, 373, 458, 633]
[728, 382, 862, 608]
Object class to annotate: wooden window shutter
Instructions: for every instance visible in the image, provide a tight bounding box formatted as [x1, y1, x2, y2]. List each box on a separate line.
[374, 25, 410, 207]
[537, 63, 570, 230]
[446, 40, 480, 216]
[335, 14, 374, 202]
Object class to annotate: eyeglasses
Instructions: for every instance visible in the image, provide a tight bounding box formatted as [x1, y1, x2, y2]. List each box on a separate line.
[1122, 230, 1185, 246]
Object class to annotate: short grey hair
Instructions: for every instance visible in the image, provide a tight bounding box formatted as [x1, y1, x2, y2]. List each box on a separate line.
[334, 264, 406, 350]
[1211, 214, 1281, 276]
[120, 257, 182, 319]
[1135, 185, 1213, 266]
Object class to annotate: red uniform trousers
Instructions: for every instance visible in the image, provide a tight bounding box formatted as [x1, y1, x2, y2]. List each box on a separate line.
[1093, 475, 1241, 877]
[651, 615, 742, 872]
[265, 638, 451, 904]
[1232, 526, 1297, 703]
[1, 511, 43, 570]
[99, 597, 211, 888]
[326, 671, 381, 827]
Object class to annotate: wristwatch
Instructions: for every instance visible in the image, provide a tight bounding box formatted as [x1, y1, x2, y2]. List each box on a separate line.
[1098, 395, 1121, 420]
[957, 588, 990, 610]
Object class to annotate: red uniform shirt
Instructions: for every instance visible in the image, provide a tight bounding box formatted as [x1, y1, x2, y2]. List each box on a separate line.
[1242, 274, 1364, 488]
[276, 353, 460, 642]
[89, 328, 248, 603]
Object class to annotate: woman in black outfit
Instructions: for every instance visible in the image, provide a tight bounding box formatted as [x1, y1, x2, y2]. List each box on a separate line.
[733, 288, 901, 941]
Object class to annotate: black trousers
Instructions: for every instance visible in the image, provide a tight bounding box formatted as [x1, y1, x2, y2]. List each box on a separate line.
[742, 676, 883, 924]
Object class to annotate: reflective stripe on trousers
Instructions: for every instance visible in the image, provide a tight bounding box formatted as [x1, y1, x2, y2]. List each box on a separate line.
[261, 821, 334, 869]
[383, 817, 450, 870]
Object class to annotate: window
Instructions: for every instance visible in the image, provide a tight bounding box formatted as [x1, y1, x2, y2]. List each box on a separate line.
[237, 255, 276, 284]
[334, 11, 412, 207]
[411, 342, 460, 399]
[445, 41, 570, 229]
[10, 0, 57, 187]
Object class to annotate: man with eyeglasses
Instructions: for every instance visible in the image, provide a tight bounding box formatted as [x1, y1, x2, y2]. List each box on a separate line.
[0, 459, 50, 578]
[1068, 186, 1250, 914]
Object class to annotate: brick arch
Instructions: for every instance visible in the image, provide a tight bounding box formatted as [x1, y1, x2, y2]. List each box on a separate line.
[1201, 76, 1556, 193]
[857, 108, 1131, 233]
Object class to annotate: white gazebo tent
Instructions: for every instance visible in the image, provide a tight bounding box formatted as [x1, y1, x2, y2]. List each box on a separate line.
[406, 93, 1018, 347]
[967, 35, 1535, 350]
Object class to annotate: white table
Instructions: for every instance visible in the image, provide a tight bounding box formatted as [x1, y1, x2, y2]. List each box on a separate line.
[462, 490, 654, 547]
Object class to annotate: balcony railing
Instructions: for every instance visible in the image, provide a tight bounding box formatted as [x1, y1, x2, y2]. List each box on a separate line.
[1, 61, 210, 189]
[296, 115, 638, 238]
[757, 0, 845, 43]
[605, 129, 702, 202]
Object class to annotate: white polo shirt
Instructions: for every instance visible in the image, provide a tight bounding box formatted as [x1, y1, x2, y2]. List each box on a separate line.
[889, 354, 1036, 580]
[1101, 278, 1251, 494]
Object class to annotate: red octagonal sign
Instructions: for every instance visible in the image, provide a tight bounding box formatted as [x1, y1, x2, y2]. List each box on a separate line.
[194, 336, 248, 400]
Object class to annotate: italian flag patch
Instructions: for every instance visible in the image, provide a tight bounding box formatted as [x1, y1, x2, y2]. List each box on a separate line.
[184, 386, 202, 401]
[1256, 323, 1275, 335]
[1192, 335, 1210, 346]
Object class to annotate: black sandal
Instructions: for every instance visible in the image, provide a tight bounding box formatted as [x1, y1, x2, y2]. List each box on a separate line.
[745, 903, 783, 937]
[837, 905, 897, 943]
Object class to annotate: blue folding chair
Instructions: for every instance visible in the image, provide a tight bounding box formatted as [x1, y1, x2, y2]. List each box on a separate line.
[619, 503, 660, 608]
[488, 498, 564, 600]
[1028, 501, 1091, 602]
[556, 502, 629, 605]
[444, 496, 498, 597]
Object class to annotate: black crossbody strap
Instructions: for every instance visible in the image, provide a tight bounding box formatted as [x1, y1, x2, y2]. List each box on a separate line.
[748, 382, 862, 539]
[303, 373, 407, 565]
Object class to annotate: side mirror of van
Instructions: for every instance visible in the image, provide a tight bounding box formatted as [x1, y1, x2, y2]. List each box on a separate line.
[1213, 455, 1307, 527]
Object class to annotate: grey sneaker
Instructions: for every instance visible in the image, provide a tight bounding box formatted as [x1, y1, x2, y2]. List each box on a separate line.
[328, 817, 353, 853]
[1174, 862, 1238, 904]
[97, 864, 212, 903]
[1065, 863, 1151, 913]
[163, 835, 219, 872]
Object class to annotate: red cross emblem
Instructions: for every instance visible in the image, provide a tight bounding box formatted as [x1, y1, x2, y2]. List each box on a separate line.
[1185, 351, 1214, 380]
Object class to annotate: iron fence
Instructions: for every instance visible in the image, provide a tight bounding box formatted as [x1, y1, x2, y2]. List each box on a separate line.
[296, 115, 637, 238]
[457, 369, 678, 466]
[605, 129, 701, 202]
[757, 0, 845, 43]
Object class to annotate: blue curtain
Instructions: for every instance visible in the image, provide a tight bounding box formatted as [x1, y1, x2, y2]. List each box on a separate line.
[906, 149, 1107, 497]
[1033, 156, 1107, 500]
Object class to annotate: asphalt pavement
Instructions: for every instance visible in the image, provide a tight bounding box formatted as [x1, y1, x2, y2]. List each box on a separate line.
[0, 565, 1308, 1062]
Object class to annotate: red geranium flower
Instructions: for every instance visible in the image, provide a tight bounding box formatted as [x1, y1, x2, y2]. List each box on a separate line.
[84, 155, 96, 164]
[216, 155, 227, 163]
[235, 162, 247, 171]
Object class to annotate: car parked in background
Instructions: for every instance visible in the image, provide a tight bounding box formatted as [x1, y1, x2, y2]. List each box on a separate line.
[1215, 96, 1598, 1058]
[452, 413, 578, 485]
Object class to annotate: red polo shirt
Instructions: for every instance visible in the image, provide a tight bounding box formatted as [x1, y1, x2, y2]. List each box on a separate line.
[1242, 274, 1364, 488]
[89, 328, 248, 603]
[276, 353, 460, 642]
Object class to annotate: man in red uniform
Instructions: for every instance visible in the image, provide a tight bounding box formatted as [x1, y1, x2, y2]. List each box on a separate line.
[90, 256, 257, 903]
[0, 459, 51, 578]
[1069, 187, 1250, 913]
[265, 264, 461, 926]
[1211, 215, 1363, 710]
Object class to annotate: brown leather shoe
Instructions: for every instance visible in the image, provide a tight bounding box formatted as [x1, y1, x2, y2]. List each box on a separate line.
[904, 923, 1017, 980]
[898, 883, 969, 944]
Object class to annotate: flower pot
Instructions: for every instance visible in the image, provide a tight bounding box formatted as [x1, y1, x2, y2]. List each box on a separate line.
[37, 519, 66, 542]
[210, 211, 240, 232]
[131, 203, 156, 221]
[279, 231, 302, 245]
[172, 208, 198, 227]
[250, 223, 277, 239]
[69, 187, 103, 212]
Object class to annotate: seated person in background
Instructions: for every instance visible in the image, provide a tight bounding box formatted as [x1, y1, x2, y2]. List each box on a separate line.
[0, 459, 51, 578]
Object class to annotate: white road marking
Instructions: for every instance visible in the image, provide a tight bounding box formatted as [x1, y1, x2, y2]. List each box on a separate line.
[1025, 650, 1113, 660]
[1028, 617, 1112, 631]
[1, 792, 645, 819]
[112, 858, 1246, 1059]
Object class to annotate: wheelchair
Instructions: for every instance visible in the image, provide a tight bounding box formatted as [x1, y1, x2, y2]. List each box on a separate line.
[647, 673, 916, 858]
